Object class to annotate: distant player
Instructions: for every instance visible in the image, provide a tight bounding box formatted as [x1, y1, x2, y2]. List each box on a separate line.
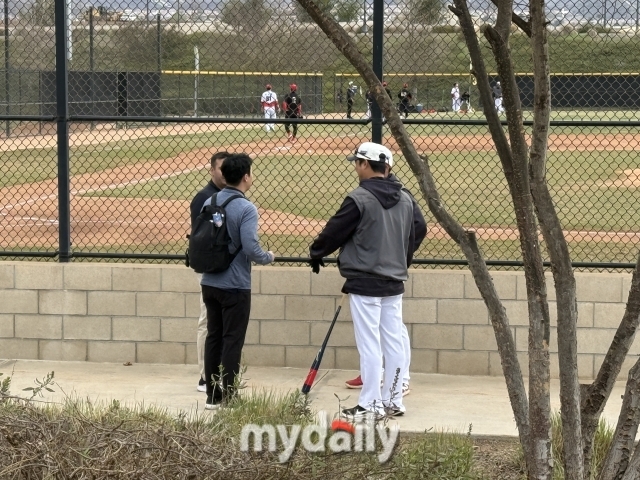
[382, 81, 392, 99]
[346, 81, 358, 119]
[365, 88, 374, 119]
[397, 83, 412, 119]
[283, 83, 302, 142]
[492, 81, 504, 114]
[451, 82, 461, 112]
[261, 84, 279, 132]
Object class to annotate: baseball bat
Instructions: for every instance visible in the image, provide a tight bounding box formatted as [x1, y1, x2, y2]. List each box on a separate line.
[301, 293, 348, 395]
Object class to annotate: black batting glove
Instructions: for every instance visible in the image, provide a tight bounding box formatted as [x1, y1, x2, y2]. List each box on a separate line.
[309, 258, 325, 274]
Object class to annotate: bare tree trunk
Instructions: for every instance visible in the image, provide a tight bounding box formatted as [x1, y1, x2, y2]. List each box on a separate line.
[526, 0, 584, 477]
[583, 253, 640, 473]
[451, 0, 552, 476]
[599, 361, 640, 480]
[621, 428, 640, 480]
[292, 0, 532, 466]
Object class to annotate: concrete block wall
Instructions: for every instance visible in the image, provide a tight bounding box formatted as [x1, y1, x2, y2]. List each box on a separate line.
[0, 262, 637, 379]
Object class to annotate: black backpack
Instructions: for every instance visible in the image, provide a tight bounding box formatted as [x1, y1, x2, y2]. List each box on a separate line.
[186, 193, 243, 274]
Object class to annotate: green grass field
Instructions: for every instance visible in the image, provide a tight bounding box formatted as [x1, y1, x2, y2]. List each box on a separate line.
[3, 122, 640, 264]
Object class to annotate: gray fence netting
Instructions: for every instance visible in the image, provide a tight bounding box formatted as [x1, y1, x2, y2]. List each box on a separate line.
[1, 0, 640, 268]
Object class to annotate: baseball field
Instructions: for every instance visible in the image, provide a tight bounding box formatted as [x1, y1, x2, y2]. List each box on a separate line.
[1, 113, 640, 265]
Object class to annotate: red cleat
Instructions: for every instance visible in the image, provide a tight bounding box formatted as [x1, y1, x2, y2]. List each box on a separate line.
[345, 375, 363, 389]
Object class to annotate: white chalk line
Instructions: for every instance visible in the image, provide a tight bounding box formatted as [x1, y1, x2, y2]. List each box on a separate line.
[0, 166, 205, 215]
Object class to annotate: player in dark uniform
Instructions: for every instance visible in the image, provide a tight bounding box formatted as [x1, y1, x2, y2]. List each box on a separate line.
[382, 81, 392, 99]
[283, 84, 302, 142]
[397, 83, 413, 119]
[365, 88, 374, 119]
[346, 82, 358, 119]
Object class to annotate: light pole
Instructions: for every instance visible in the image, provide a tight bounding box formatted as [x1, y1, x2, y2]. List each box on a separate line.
[194, 45, 199, 117]
[361, 0, 367, 33]
[4, 0, 10, 137]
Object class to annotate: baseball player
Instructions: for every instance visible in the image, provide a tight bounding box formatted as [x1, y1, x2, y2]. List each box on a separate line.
[451, 82, 461, 112]
[261, 84, 279, 132]
[397, 83, 413, 119]
[346, 81, 358, 119]
[364, 88, 374, 119]
[343, 171, 427, 396]
[382, 82, 392, 122]
[382, 81, 392, 99]
[492, 80, 504, 114]
[309, 142, 426, 420]
[282, 83, 302, 142]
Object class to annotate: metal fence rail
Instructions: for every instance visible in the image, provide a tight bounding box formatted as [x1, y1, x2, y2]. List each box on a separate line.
[2, 0, 640, 270]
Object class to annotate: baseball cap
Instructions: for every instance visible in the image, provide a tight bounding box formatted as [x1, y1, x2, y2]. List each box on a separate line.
[347, 142, 393, 168]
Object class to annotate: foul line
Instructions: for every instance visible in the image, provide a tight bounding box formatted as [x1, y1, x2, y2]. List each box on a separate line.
[0, 166, 205, 215]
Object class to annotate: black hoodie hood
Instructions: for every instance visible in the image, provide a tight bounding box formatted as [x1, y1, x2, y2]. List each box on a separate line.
[359, 177, 403, 209]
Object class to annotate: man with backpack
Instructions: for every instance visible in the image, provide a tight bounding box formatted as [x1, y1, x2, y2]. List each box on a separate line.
[198, 153, 275, 409]
[189, 151, 230, 394]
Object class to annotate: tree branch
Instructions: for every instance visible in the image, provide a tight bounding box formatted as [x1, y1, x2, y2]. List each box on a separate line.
[582, 251, 640, 474]
[494, 0, 514, 39]
[599, 361, 640, 480]
[487, 0, 532, 36]
[525, 0, 584, 477]
[453, 0, 552, 476]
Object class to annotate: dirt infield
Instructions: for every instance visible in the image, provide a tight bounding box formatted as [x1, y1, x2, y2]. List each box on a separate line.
[2, 127, 640, 251]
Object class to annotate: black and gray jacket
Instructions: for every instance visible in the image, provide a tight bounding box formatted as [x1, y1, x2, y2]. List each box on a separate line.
[310, 176, 427, 297]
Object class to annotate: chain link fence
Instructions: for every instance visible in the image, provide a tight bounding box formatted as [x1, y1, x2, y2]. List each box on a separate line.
[2, 0, 640, 268]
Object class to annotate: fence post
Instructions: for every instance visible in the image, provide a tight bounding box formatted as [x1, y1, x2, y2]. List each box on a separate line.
[55, 0, 72, 262]
[371, 0, 383, 143]
[89, 6, 95, 130]
[4, 0, 10, 138]
[157, 13, 161, 124]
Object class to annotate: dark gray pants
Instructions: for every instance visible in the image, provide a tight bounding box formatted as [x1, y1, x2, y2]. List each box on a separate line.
[202, 285, 252, 399]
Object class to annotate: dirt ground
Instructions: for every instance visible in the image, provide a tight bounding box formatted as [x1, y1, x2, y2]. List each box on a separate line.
[473, 437, 524, 479]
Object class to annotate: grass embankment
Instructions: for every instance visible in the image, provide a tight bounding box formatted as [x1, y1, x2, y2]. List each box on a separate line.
[0, 377, 483, 479]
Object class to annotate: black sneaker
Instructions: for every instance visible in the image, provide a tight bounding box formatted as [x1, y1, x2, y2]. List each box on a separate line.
[205, 395, 223, 410]
[385, 406, 405, 417]
[197, 377, 206, 393]
[341, 405, 383, 421]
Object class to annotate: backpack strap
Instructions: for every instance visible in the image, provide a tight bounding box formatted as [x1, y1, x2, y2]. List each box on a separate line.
[216, 193, 245, 256]
[218, 193, 245, 208]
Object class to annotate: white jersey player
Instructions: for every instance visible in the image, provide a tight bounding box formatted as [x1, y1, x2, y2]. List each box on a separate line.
[261, 84, 279, 132]
[451, 82, 461, 112]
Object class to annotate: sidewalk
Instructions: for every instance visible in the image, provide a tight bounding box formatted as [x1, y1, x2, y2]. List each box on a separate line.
[0, 359, 628, 436]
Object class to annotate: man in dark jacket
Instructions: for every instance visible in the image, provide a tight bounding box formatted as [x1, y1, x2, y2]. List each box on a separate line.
[189, 151, 230, 393]
[343, 172, 427, 395]
[309, 142, 426, 419]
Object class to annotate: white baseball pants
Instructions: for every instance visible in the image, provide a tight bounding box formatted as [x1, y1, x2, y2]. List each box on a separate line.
[452, 98, 461, 112]
[264, 107, 277, 131]
[402, 322, 410, 385]
[351, 293, 405, 413]
[495, 97, 504, 113]
[196, 274, 207, 380]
